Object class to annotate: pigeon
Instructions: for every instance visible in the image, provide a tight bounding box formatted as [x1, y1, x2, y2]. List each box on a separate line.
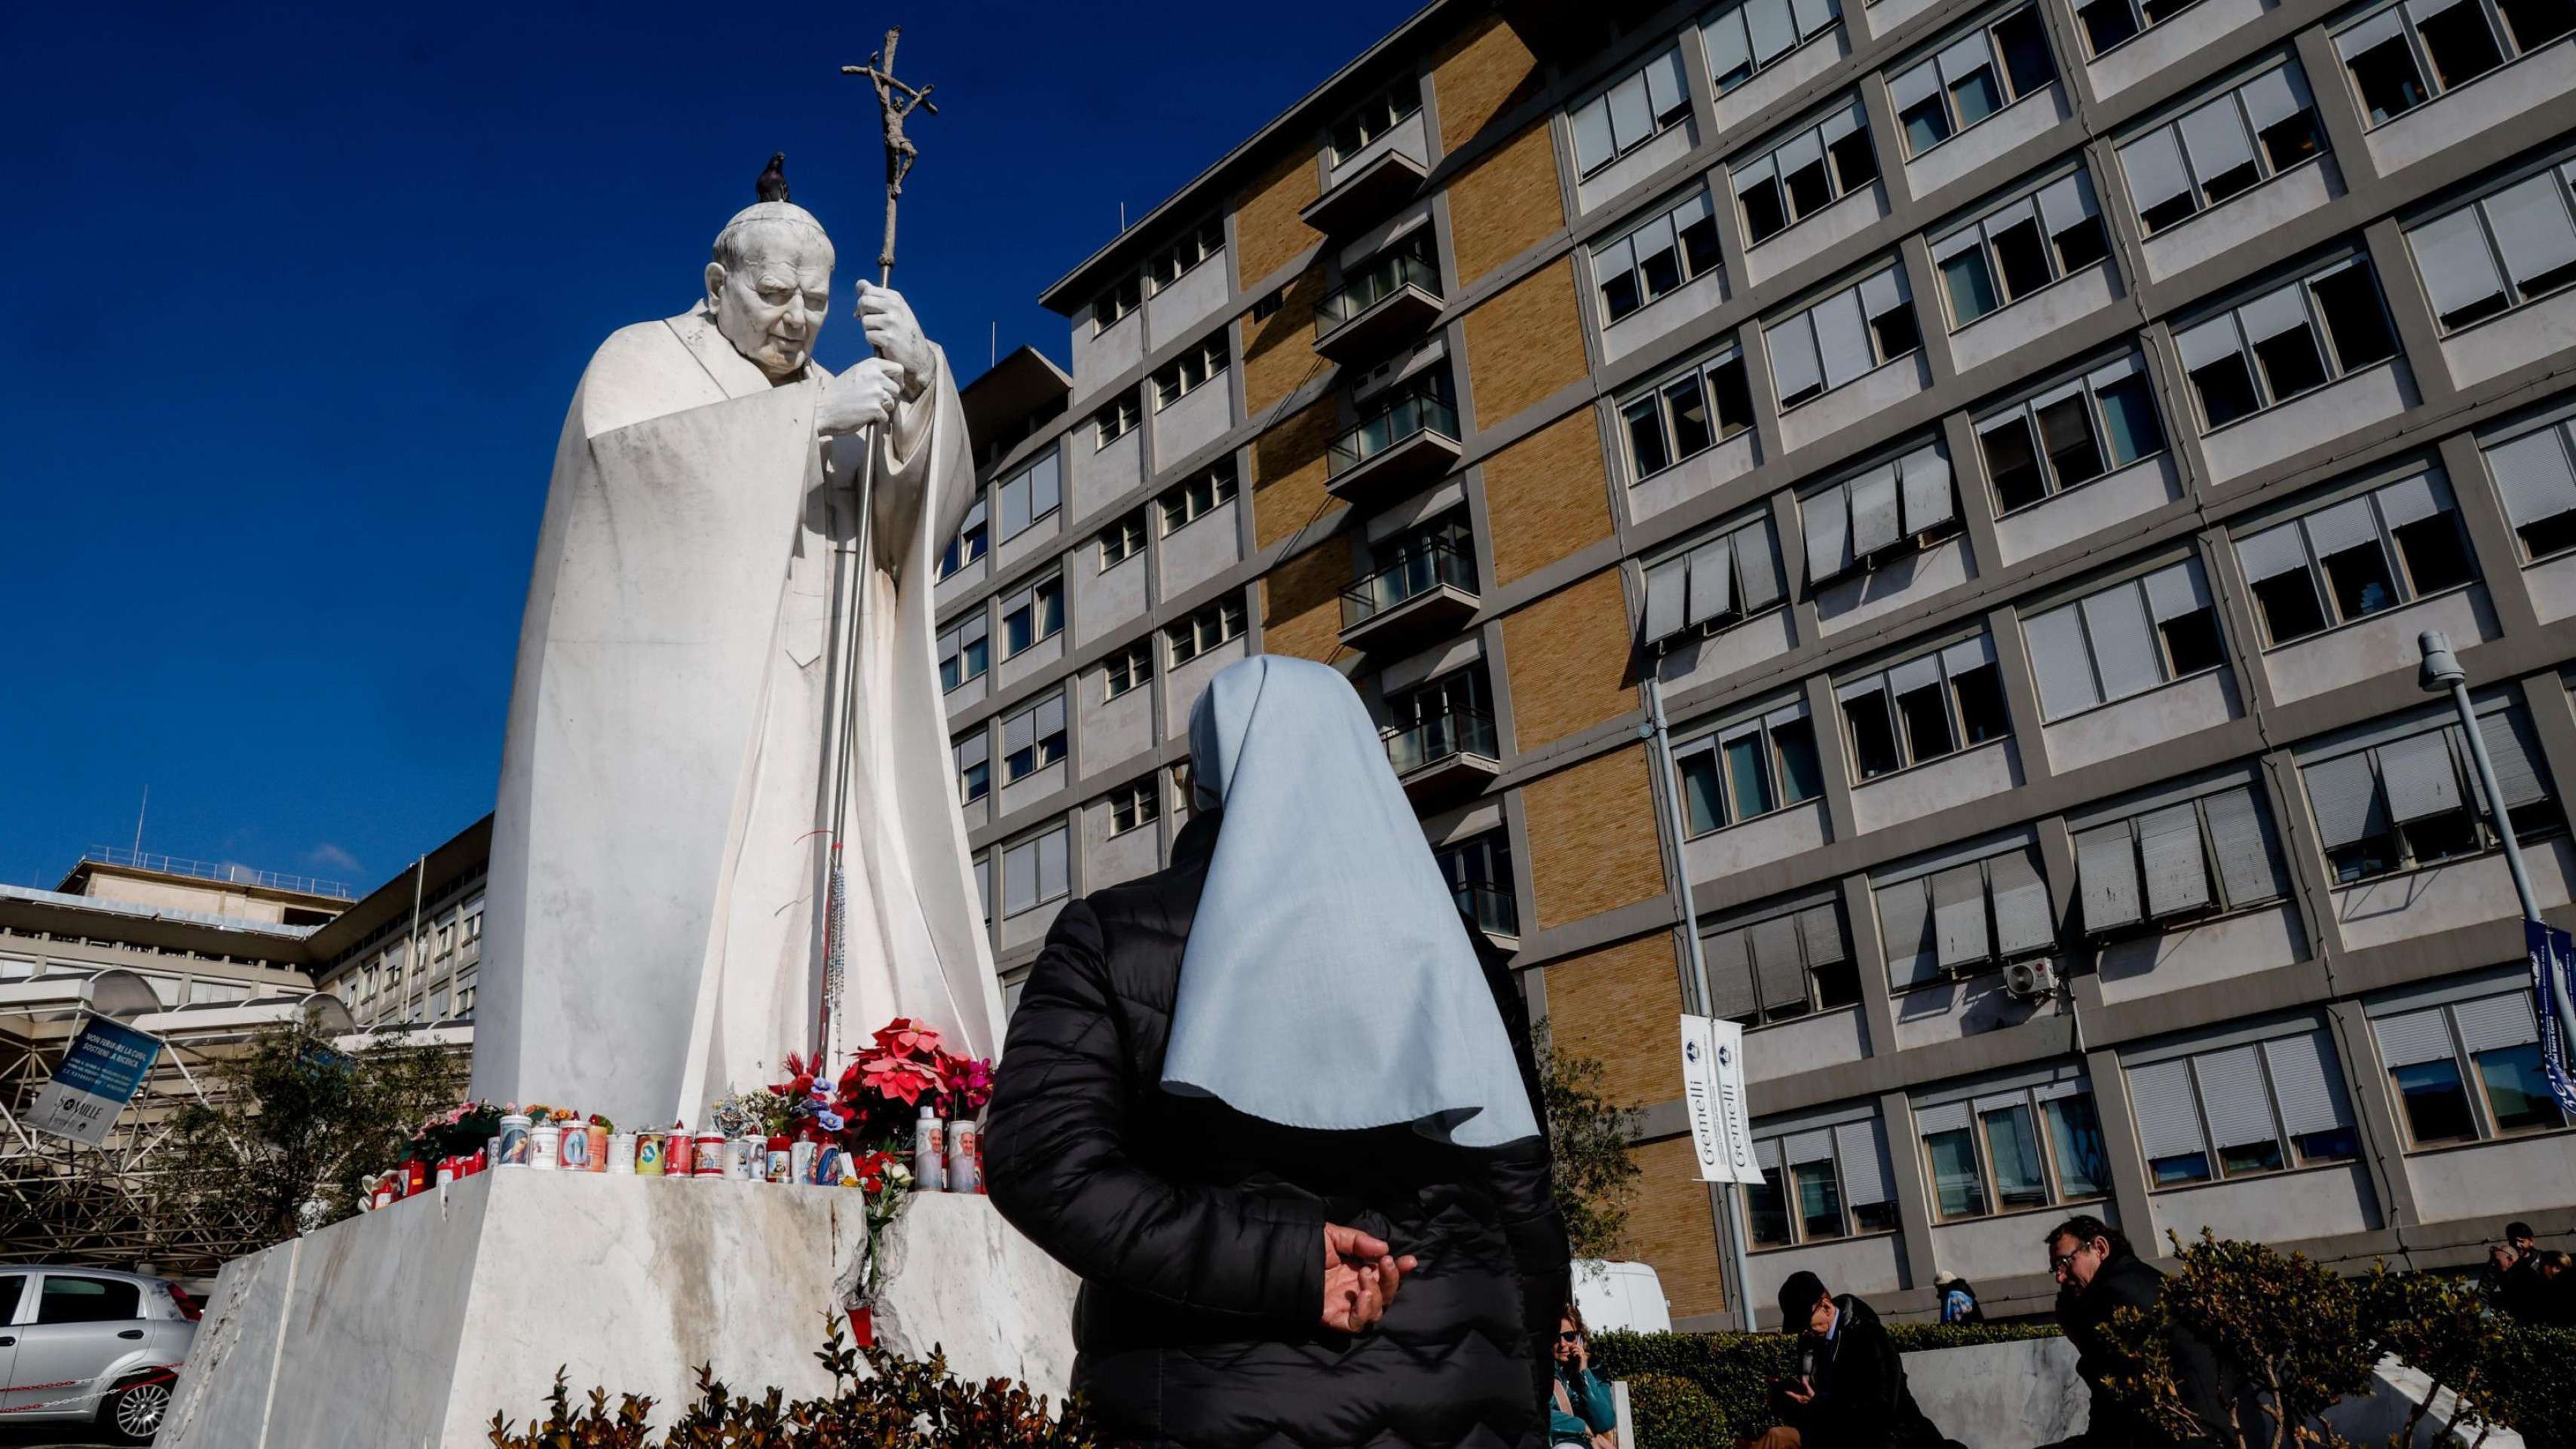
[756, 152, 790, 204]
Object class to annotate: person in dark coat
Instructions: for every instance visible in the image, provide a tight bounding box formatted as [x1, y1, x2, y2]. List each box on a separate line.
[1774, 1271, 1962, 1449]
[2048, 1215, 2233, 1446]
[986, 656, 1570, 1449]
[2483, 1221, 2548, 1320]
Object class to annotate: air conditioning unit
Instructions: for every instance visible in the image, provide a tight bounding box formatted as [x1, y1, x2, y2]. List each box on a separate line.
[2002, 958, 2058, 1000]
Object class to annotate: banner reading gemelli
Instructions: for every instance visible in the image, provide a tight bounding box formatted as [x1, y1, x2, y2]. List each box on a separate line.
[2529, 920, 2576, 1117]
[1680, 1013, 1764, 1185]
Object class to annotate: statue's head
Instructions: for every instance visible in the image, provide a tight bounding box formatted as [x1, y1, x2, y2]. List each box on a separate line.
[706, 201, 837, 380]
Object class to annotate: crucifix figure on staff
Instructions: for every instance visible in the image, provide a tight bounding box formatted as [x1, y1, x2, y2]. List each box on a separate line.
[473, 26, 1003, 1130]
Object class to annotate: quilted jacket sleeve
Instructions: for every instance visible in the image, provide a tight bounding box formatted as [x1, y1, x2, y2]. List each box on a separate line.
[985, 900, 1327, 1324]
[1475, 930, 1573, 1420]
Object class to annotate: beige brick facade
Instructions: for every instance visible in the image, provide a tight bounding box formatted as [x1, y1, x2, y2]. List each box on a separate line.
[1260, 542, 1351, 664]
[1251, 401, 1337, 552]
[1462, 259, 1588, 429]
[1501, 568, 1636, 752]
[1232, 144, 1321, 293]
[1543, 933, 1684, 1107]
[1481, 409, 1613, 587]
[1242, 265, 1327, 420]
[1447, 121, 1563, 289]
[1521, 744, 1665, 933]
[1625, 1136, 1727, 1319]
[1430, 13, 1544, 153]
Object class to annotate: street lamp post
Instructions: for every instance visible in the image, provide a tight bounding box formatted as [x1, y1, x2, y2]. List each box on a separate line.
[2417, 630, 2576, 1067]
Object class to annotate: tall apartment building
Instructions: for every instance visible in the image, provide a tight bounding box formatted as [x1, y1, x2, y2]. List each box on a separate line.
[944, 0, 2576, 1328]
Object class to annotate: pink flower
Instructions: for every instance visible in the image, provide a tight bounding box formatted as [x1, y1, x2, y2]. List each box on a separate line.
[871, 1019, 943, 1059]
[858, 1053, 941, 1105]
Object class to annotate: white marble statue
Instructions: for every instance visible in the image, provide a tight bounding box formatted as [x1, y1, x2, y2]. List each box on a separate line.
[471, 191, 1001, 1128]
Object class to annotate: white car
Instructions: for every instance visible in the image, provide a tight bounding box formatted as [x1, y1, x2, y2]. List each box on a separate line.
[0, 1267, 200, 1444]
[1572, 1258, 1672, 1334]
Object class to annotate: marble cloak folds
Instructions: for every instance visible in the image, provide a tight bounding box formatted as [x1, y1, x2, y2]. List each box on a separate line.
[470, 305, 1002, 1126]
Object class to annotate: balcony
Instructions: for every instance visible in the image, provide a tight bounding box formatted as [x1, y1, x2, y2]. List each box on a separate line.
[1314, 253, 1444, 364]
[1453, 882, 1521, 943]
[1327, 391, 1463, 504]
[1383, 707, 1502, 804]
[1301, 146, 1429, 237]
[1339, 542, 1480, 653]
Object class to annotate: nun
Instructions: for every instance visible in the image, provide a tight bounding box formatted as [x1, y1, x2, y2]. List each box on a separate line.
[987, 654, 1570, 1448]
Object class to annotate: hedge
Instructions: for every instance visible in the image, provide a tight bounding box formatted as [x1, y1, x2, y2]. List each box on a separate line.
[2479, 1325, 2575, 1449]
[1589, 1323, 2058, 1444]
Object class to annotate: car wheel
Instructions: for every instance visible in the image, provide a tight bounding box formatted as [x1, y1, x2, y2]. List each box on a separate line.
[100, 1374, 173, 1445]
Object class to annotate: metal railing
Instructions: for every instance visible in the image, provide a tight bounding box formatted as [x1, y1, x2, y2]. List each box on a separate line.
[1341, 542, 1478, 629]
[1317, 250, 1441, 332]
[1328, 389, 1460, 478]
[1383, 707, 1498, 777]
[1452, 882, 1520, 936]
[81, 846, 353, 900]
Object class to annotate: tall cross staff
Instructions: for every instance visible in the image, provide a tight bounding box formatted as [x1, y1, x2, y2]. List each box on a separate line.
[843, 26, 937, 287]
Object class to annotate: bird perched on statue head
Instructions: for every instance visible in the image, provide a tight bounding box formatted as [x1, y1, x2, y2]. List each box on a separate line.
[756, 152, 790, 203]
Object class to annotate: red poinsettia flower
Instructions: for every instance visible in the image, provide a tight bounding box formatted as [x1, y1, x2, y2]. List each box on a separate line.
[871, 1019, 943, 1059]
[858, 1053, 941, 1105]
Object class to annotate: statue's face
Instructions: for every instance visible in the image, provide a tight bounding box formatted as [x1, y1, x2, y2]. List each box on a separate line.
[706, 237, 832, 380]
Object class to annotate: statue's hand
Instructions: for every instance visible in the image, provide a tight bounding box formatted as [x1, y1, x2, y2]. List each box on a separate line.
[818, 358, 906, 436]
[855, 281, 934, 402]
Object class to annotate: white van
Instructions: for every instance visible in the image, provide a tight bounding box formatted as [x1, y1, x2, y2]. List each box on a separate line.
[1570, 1259, 1671, 1334]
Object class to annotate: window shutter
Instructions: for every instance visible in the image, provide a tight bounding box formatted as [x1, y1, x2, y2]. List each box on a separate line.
[2303, 752, 2388, 848]
[960, 612, 989, 647]
[1646, 47, 1690, 118]
[2373, 471, 2451, 530]
[2237, 283, 2312, 344]
[2176, 315, 2246, 373]
[2378, 730, 2462, 823]
[1850, 463, 1903, 556]
[2238, 63, 2314, 134]
[2089, 352, 2143, 392]
[960, 495, 988, 534]
[1747, 0, 1799, 55]
[2264, 1032, 2349, 1137]
[1594, 234, 1638, 289]
[1705, 927, 1759, 1019]
[1813, 288, 1876, 389]
[2127, 1058, 2208, 1160]
[1573, 96, 1616, 173]
[937, 629, 960, 669]
[2409, 207, 2509, 324]
[1943, 633, 1996, 676]
[2144, 562, 2211, 624]
[2484, 430, 2576, 530]
[2081, 580, 2165, 701]
[2176, 98, 2256, 189]
[1687, 536, 1738, 626]
[1037, 693, 1068, 741]
[1934, 225, 1986, 262]
[1003, 707, 1036, 759]
[1890, 59, 1942, 112]
[1799, 902, 1847, 966]
[1606, 71, 1656, 151]
[1003, 841, 1037, 915]
[1705, 8, 1754, 81]
[1936, 32, 1994, 83]
[2077, 823, 2144, 931]
[1735, 523, 1784, 611]
[2299, 496, 2380, 560]
[1835, 1120, 1892, 1205]
[1776, 127, 1826, 181]
[1805, 482, 1852, 583]
[2120, 129, 2192, 216]
[1031, 452, 1062, 518]
[2235, 522, 2311, 583]
[1643, 556, 1689, 642]
[1889, 652, 1945, 697]
[1751, 914, 1809, 1008]
[1823, 100, 1867, 146]
[1785, 1128, 1836, 1163]
[2455, 993, 2540, 1052]
[2335, 8, 2408, 61]
[2026, 603, 2103, 719]
[956, 732, 988, 770]
[1766, 314, 1824, 403]
[1000, 472, 1034, 539]
[2140, 802, 2214, 917]
[2204, 786, 2287, 905]
[1757, 1137, 1782, 1172]
[2483, 173, 2576, 289]
[1913, 1100, 1970, 1137]
[1037, 827, 1070, 901]
[2193, 1046, 2279, 1147]
[1879, 876, 1938, 987]
[2038, 171, 2097, 237]
[2473, 709, 2550, 810]
[1793, 0, 1838, 37]
[1932, 863, 1992, 969]
[1859, 266, 1909, 320]
[1901, 445, 1956, 534]
[1990, 848, 2055, 955]
[1670, 189, 1716, 236]
[2373, 1008, 2454, 1068]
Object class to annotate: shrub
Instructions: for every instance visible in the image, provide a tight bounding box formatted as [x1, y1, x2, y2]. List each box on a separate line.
[1625, 1373, 1732, 1449]
[2476, 1324, 2576, 1449]
[1591, 1322, 2059, 1443]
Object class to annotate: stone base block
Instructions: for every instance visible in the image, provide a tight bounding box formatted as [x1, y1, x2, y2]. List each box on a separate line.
[159, 1169, 1077, 1448]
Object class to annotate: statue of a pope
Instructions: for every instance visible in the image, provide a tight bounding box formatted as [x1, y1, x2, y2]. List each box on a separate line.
[470, 188, 1000, 1127]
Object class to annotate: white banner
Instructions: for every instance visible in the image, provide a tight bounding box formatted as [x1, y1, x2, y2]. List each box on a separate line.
[1680, 1013, 1763, 1184]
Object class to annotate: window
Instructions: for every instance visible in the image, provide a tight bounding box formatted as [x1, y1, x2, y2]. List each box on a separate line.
[1093, 274, 1141, 332]
[1167, 596, 1248, 664]
[1323, 229, 1441, 330]
[35, 1274, 142, 1324]
[1385, 666, 1498, 773]
[1704, 897, 1855, 1023]
[2078, 0, 2218, 54]
[1000, 825, 1071, 917]
[996, 449, 1063, 541]
[1875, 841, 2053, 985]
[2120, 63, 2325, 234]
[939, 494, 989, 579]
[2483, 417, 2576, 559]
[1000, 693, 1068, 783]
[2336, 0, 2571, 127]
[1251, 288, 1285, 322]
[1107, 778, 1160, 835]
[1915, 1081, 2109, 1221]
[1888, 8, 2057, 158]
[2233, 473, 2477, 646]
[1743, 1117, 1898, 1247]
[1147, 219, 1224, 293]
[1153, 336, 1230, 411]
[2074, 783, 2288, 934]
[1105, 640, 1154, 700]
[1933, 171, 2107, 326]
[1333, 369, 1461, 476]
[1705, 0, 1843, 93]
[1160, 460, 1241, 533]
[1676, 705, 1825, 838]
[1331, 75, 1424, 163]
[936, 612, 991, 692]
[2407, 163, 2576, 332]
[1732, 101, 1879, 245]
[1639, 514, 1784, 651]
[2298, 705, 2556, 884]
[2127, 1031, 2359, 1187]
[954, 733, 990, 807]
[1801, 441, 1954, 588]
[1765, 265, 1918, 410]
[1436, 831, 1518, 935]
[1976, 355, 2166, 512]
[2174, 259, 2400, 430]
[1000, 574, 1065, 656]
[1570, 47, 1693, 177]
[1099, 511, 1147, 568]
[1594, 188, 1725, 322]
[2375, 991, 2570, 1147]
[1092, 394, 1140, 448]
[2023, 559, 2224, 720]
[1620, 348, 1756, 479]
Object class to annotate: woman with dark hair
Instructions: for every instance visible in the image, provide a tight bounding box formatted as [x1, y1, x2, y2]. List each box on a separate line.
[1550, 1302, 1618, 1449]
[985, 655, 1570, 1448]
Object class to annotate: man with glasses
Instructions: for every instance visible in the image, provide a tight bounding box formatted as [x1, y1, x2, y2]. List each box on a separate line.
[1772, 1270, 1963, 1449]
[2045, 1215, 2230, 1446]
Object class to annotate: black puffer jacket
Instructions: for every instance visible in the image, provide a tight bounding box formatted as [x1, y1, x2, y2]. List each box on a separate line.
[987, 813, 1570, 1449]
[2058, 1251, 2233, 1447]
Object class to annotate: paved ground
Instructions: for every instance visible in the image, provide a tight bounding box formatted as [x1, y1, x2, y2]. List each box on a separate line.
[0, 1426, 118, 1447]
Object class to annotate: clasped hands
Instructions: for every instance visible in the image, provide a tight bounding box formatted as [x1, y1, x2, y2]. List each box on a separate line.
[1321, 1222, 1418, 1335]
[818, 281, 933, 436]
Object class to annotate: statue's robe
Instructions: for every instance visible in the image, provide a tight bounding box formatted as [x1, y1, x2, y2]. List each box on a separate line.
[471, 302, 1000, 1127]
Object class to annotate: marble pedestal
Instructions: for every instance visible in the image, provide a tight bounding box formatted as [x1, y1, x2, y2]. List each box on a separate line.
[158, 1169, 1077, 1449]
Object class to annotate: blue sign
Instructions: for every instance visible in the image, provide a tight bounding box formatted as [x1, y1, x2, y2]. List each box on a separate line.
[2522, 920, 2576, 1117]
[29, 1013, 164, 1147]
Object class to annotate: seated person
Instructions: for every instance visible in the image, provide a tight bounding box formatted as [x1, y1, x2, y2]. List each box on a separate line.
[1551, 1307, 1618, 1449]
[1773, 1271, 1964, 1449]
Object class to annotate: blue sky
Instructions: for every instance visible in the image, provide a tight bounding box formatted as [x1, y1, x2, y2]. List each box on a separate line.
[0, 2, 1407, 895]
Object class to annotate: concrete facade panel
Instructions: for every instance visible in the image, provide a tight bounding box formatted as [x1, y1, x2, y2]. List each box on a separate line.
[1654, 606, 1800, 694]
[2200, 363, 2412, 487]
[2137, 159, 2340, 286]
[1071, 424, 1143, 525]
[1744, 184, 1891, 289]
[1745, 1003, 1870, 1082]
[1147, 257, 1233, 356]
[1852, 740, 2025, 834]
[1630, 430, 1764, 527]
[1900, 86, 2071, 206]
[1165, 634, 1249, 740]
[1073, 550, 1148, 649]
[2260, 586, 2496, 706]
[2094, 903, 2306, 1006]
[1948, 262, 2120, 378]
[1929, 1205, 2081, 1285]
[996, 628, 1064, 695]
[2439, 286, 2576, 391]
[1715, 33, 1852, 136]
[1081, 798, 1162, 893]
[999, 757, 1066, 820]
[1082, 670, 1155, 779]
[2406, 1129, 2576, 1224]
[2040, 668, 2238, 775]
[1603, 268, 1729, 366]
[2332, 836, 2576, 951]
[1074, 308, 1141, 397]
[1578, 121, 1701, 218]
[2363, 41, 2576, 179]
[1328, 109, 1430, 191]
[1160, 501, 1243, 600]
[1781, 353, 1931, 454]
[1889, 968, 2048, 1048]
[1992, 454, 2182, 567]
[1747, 1227, 1909, 1310]
[1815, 535, 1976, 637]
[2144, 1164, 2379, 1245]
[2525, 550, 2576, 624]
[2085, 0, 2268, 100]
[1153, 379, 1233, 477]
[1686, 798, 1833, 885]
